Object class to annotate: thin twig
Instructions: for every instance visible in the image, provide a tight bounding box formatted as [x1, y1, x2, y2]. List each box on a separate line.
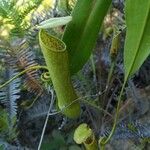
[100, 81, 126, 146]
[48, 93, 112, 117]
[38, 89, 54, 150]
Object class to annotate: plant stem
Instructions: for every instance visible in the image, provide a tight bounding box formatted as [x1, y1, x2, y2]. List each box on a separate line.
[103, 60, 116, 103]
[38, 89, 54, 150]
[100, 81, 126, 146]
[0, 66, 48, 89]
[90, 54, 98, 92]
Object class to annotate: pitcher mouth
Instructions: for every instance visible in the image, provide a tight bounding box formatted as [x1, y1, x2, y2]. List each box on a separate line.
[39, 29, 66, 52]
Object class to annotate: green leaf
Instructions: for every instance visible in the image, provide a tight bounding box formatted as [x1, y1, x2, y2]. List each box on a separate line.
[69, 145, 82, 150]
[0, 144, 4, 150]
[63, 0, 111, 74]
[37, 16, 72, 29]
[41, 130, 66, 150]
[124, 0, 150, 80]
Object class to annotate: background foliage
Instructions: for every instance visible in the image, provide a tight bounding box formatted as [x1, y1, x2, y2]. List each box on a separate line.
[0, 0, 149, 150]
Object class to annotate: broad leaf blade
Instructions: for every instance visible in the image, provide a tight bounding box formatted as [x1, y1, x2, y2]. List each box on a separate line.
[37, 16, 72, 29]
[63, 0, 111, 74]
[124, 0, 150, 80]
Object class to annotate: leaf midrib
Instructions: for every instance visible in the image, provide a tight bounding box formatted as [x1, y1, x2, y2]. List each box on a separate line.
[125, 5, 150, 80]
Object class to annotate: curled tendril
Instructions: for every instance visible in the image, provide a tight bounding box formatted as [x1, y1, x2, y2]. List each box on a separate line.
[41, 72, 51, 83]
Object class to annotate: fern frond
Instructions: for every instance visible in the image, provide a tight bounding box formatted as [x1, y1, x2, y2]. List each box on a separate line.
[0, 68, 20, 119]
[0, 0, 44, 37]
[18, 44, 43, 95]
[6, 40, 44, 95]
[101, 121, 150, 140]
[0, 138, 24, 150]
[19, 0, 43, 18]
[0, 0, 16, 18]
[26, 89, 55, 121]
[26, 100, 48, 121]
[0, 65, 20, 143]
